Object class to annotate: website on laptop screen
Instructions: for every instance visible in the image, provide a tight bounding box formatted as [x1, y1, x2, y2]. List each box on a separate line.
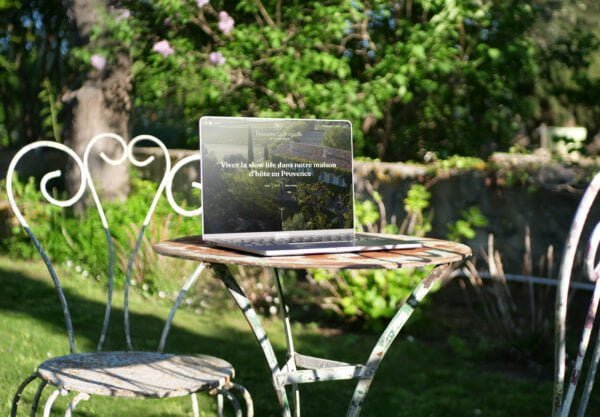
[201, 117, 353, 235]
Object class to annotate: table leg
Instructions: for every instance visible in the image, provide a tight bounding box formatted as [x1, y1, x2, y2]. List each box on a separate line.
[346, 263, 455, 417]
[212, 264, 292, 417]
[273, 269, 301, 417]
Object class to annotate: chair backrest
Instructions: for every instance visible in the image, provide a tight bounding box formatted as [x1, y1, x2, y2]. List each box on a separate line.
[553, 172, 600, 417]
[6, 134, 175, 354]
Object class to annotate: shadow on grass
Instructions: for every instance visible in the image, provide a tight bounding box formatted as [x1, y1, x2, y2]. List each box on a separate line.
[0, 263, 405, 416]
[0, 264, 283, 415]
[0, 264, 242, 352]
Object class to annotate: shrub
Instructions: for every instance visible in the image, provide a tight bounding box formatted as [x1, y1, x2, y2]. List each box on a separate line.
[311, 181, 488, 328]
[310, 183, 434, 328]
[1, 175, 201, 292]
[310, 266, 430, 330]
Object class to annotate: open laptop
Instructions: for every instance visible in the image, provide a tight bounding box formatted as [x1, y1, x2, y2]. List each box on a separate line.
[199, 116, 421, 256]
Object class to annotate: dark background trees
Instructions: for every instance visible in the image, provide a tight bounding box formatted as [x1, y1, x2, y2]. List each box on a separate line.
[0, 0, 75, 147]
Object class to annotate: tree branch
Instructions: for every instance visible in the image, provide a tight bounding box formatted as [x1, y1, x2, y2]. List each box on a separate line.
[191, 9, 222, 44]
[255, 0, 276, 28]
[276, 0, 282, 26]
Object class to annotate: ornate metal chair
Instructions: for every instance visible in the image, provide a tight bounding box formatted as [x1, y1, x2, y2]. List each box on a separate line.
[8, 135, 253, 417]
[553, 171, 600, 417]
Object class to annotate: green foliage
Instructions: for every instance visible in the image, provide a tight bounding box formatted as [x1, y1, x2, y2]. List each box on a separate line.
[312, 266, 430, 329]
[447, 335, 472, 360]
[0, 0, 76, 148]
[1, 176, 200, 288]
[533, 2, 600, 137]
[73, 0, 597, 159]
[404, 184, 430, 214]
[401, 184, 432, 236]
[317, 180, 490, 326]
[0, 0, 20, 9]
[38, 79, 62, 143]
[447, 206, 488, 242]
[355, 198, 380, 230]
[316, 182, 435, 326]
[356, 184, 432, 236]
[2, 1, 600, 156]
[1, 1, 599, 158]
[431, 155, 487, 173]
[3, 175, 66, 260]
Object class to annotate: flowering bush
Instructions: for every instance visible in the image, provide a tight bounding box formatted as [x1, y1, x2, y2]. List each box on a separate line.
[90, 54, 107, 70]
[217, 11, 234, 34]
[152, 40, 175, 57]
[81, 0, 549, 160]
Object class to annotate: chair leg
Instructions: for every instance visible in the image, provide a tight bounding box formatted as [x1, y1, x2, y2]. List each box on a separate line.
[216, 388, 242, 417]
[30, 380, 48, 417]
[42, 389, 67, 417]
[217, 392, 224, 417]
[191, 393, 200, 417]
[229, 383, 254, 417]
[11, 373, 38, 417]
[64, 393, 90, 417]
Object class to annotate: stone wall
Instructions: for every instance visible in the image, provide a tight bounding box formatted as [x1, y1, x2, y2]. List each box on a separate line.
[354, 155, 599, 274]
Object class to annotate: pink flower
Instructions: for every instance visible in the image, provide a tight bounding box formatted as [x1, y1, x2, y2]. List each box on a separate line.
[196, 0, 209, 7]
[209, 51, 226, 65]
[152, 40, 174, 57]
[218, 11, 235, 34]
[90, 54, 106, 70]
[116, 9, 131, 21]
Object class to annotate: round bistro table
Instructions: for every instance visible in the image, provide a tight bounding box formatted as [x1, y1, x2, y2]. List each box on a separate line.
[154, 235, 471, 417]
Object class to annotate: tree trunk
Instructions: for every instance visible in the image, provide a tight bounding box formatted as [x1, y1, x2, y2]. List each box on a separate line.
[65, 0, 131, 202]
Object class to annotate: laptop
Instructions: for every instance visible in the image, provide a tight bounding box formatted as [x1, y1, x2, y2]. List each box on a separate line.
[199, 116, 422, 256]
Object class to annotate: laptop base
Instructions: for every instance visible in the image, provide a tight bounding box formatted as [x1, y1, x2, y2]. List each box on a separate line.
[205, 234, 422, 257]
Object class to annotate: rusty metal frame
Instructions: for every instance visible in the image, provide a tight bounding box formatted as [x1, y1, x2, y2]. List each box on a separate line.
[347, 263, 453, 417]
[212, 260, 456, 417]
[553, 171, 600, 417]
[7, 141, 87, 354]
[10, 373, 37, 417]
[212, 264, 292, 417]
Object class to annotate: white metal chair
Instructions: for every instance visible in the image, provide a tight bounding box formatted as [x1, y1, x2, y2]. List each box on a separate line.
[553, 171, 600, 417]
[8, 135, 253, 417]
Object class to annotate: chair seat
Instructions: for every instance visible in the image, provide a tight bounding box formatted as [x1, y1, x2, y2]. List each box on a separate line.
[37, 351, 235, 398]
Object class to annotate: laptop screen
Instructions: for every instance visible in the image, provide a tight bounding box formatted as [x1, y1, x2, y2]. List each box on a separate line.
[200, 117, 354, 235]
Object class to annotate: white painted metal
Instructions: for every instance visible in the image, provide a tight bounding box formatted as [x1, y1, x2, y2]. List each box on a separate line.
[64, 392, 90, 417]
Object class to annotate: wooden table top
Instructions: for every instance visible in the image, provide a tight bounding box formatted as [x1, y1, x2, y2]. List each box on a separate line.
[153, 235, 471, 270]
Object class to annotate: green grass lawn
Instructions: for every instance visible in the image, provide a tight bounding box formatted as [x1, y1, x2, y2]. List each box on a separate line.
[0, 256, 595, 417]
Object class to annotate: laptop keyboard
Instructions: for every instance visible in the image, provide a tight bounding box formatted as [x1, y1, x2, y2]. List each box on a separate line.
[228, 234, 386, 247]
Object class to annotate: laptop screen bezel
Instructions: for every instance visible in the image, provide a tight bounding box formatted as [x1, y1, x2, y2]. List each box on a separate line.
[199, 116, 356, 240]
